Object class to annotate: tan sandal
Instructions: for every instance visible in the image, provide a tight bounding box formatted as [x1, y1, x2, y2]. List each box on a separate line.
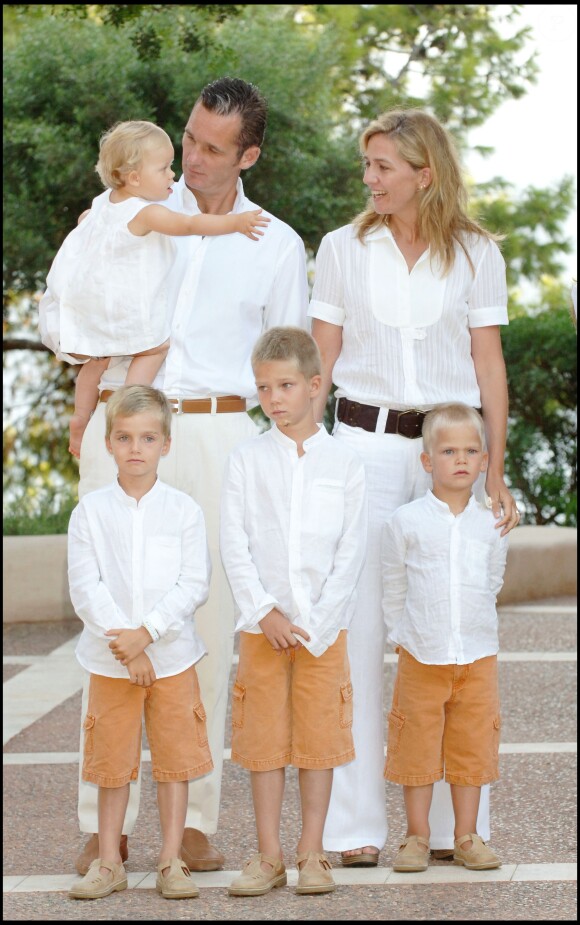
[453, 834, 501, 870]
[228, 853, 286, 896]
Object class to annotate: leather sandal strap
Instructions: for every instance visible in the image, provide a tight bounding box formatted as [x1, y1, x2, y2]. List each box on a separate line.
[455, 833, 480, 848]
[259, 852, 283, 867]
[296, 851, 330, 868]
[401, 836, 430, 850]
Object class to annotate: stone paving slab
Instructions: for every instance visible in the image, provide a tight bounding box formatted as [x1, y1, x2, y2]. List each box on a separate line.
[2, 602, 577, 920]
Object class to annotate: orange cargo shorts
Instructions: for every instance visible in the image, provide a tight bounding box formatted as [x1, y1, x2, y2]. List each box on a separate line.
[385, 647, 501, 787]
[82, 665, 213, 788]
[231, 630, 355, 771]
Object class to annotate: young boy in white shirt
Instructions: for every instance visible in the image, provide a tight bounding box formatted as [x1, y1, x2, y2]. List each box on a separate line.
[67, 385, 213, 901]
[381, 402, 509, 873]
[220, 327, 367, 896]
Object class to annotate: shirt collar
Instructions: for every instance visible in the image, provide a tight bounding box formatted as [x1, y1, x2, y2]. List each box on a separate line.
[269, 422, 328, 454]
[174, 175, 247, 215]
[425, 489, 478, 518]
[112, 476, 163, 508]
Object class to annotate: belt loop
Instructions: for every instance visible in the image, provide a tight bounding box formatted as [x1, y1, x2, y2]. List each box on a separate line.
[175, 398, 183, 415]
[376, 407, 388, 434]
[210, 396, 217, 415]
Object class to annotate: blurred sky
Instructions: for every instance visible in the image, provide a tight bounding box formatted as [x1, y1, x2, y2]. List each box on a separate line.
[465, 4, 577, 281]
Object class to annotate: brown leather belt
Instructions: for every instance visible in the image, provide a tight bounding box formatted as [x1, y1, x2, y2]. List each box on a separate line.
[337, 397, 482, 439]
[337, 397, 426, 438]
[99, 391, 246, 414]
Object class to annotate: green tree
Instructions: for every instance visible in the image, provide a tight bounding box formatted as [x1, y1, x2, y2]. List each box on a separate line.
[3, 4, 576, 525]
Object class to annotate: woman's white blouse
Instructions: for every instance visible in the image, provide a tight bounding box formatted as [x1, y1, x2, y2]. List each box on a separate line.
[220, 424, 367, 657]
[308, 223, 509, 408]
[68, 479, 211, 679]
[381, 491, 509, 665]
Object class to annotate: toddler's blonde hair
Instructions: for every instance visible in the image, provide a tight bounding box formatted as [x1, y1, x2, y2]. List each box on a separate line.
[96, 120, 171, 190]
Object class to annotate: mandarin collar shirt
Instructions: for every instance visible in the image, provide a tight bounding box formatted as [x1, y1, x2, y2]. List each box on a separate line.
[308, 223, 508, 409]
[68, 478, 211, 679]
[220, 424, 368, 657]
[98, 176, 309, 398]
[381, 491, 509, 665]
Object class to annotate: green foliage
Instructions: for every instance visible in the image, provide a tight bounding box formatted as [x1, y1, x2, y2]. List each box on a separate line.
[501, 303, 577, 525]
[2, 4, 577, 530]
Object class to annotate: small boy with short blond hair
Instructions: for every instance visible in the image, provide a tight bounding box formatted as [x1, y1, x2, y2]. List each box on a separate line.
[220, 327, 367, 896]
[67, 384, 213, 901]
[381, 402, 509, 873]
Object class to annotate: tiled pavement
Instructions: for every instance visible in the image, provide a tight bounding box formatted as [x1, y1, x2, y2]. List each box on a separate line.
[3, 598, 577, 920]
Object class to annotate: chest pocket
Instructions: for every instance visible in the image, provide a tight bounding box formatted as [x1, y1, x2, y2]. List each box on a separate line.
[462, 538, 492, 590]
[310, 479, 345, 539]
[144, 536, 181, 590]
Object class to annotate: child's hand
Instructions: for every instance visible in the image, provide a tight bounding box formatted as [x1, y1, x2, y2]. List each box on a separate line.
[126, 652, 156, 687]
[259, 608, 310, 658]
[105, 626, 152, 665]
[237, 208, 270, 241]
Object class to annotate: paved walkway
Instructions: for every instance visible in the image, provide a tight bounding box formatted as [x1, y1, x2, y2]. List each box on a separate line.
[3, 598, 577, 920]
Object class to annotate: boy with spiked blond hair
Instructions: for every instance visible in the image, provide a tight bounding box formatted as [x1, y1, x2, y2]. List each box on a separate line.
[381, 402, 509, 873]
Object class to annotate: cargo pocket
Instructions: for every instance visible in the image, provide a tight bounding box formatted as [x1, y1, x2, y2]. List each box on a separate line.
[387, 708, 406, 757]
[193, 702, 209, 748]
[492, 714, 501, 756]
[231, 681, 246, 729]
[83, 713, 96, 757]
[339, 681, 353, 728]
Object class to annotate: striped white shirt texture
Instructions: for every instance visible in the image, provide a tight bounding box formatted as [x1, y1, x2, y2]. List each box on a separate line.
[220, 424, 368, 657]
[68, 478, 211, 679]
[93, 175, 309, 399]
[381, 491, 509, 665]
[308, 224, 508, 409]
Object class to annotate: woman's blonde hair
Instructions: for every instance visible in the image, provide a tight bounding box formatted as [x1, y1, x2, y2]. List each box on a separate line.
[354, 109, 502, 275]
[95, 120, 171, 190]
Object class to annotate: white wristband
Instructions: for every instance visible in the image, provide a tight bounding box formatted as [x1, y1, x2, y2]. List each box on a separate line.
[142, 619, 160, 643]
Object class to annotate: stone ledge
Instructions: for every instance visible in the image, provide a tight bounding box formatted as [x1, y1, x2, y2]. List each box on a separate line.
[3, 526, 577, 623]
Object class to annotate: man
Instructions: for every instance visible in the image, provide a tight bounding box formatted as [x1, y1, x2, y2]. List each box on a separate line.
[54, 77, 309, 874]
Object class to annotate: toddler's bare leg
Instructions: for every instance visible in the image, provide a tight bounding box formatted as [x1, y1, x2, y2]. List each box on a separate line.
[71, 357, 111, 458]
[125, 340, 170, 388]
[157, 780, 188, 870]
[297, 768, 333, 856]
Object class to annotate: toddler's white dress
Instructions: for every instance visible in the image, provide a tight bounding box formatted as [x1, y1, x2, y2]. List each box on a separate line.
[39, 189, 174, 363]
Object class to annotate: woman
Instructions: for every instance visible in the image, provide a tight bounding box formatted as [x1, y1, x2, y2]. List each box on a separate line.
[309, 109, 519, 865]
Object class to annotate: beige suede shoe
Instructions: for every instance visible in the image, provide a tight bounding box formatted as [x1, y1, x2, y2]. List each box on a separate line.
[392, 835, 430, 872]
[69, 858, 128, 900]
[295, 852, 336, 894]
[75, 834, 128, 876]
[453, 834, 501, 870]
[156, 857, 200, 899]
[228, 853, 287, 896]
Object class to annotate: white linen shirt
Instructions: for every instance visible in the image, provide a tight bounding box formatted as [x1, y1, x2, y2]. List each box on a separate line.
[91, 176, 309, 399]
[381, 491, 509, 665]
[220, 424, 368, 657]
[308, 223, 508, 408]
[68, 478, 211, 679]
